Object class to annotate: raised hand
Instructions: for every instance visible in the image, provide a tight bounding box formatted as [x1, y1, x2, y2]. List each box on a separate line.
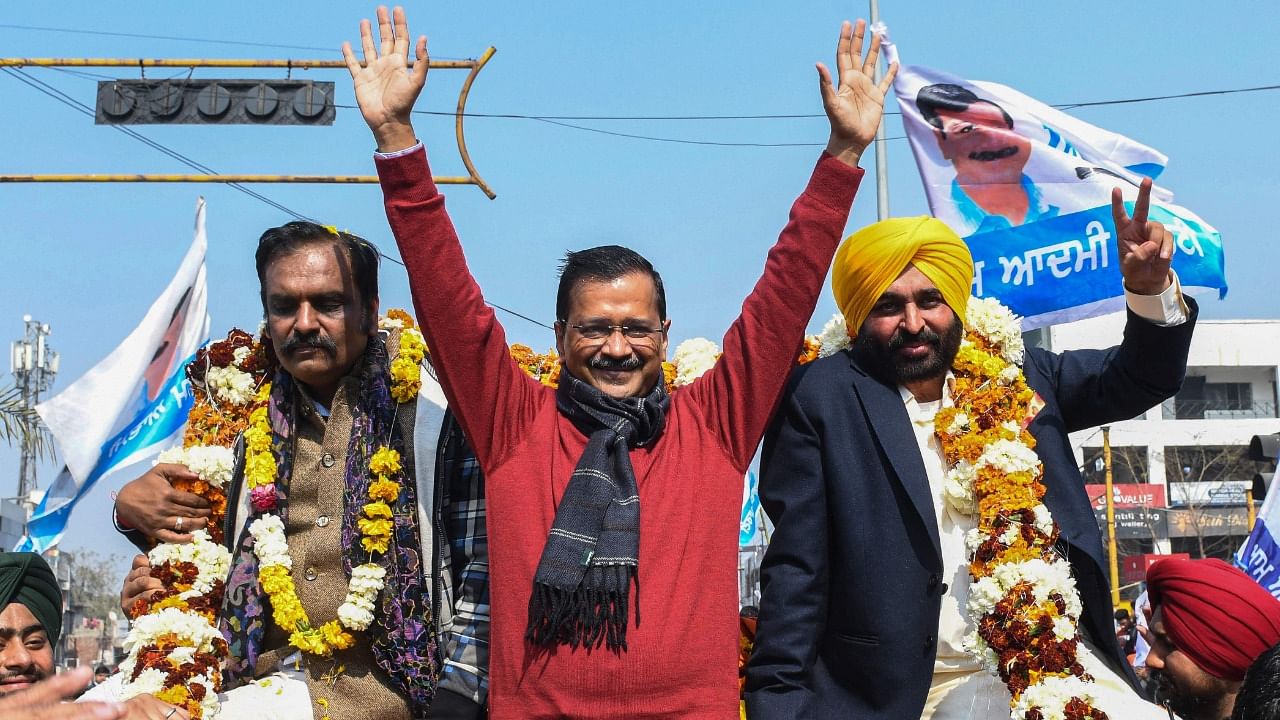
[342, 5, 428, 152]
[817, 20, 898, 166]
[1112, 178, 1174, 295]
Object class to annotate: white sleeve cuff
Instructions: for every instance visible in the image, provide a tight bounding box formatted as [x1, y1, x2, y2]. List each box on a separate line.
[1125, 270, 1189, 327]
[374, 142, 424, 159]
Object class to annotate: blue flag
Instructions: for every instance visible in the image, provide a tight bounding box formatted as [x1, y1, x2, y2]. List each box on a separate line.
[883, 35, 1226, 328]
[18, 199, 211, 552]
[1236, 489, 1280, 599]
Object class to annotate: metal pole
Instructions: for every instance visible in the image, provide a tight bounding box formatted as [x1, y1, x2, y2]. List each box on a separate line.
[1248, 487, 1258, 532]
[1103, 426, 1121, 606]
[869, 0, 889, 220]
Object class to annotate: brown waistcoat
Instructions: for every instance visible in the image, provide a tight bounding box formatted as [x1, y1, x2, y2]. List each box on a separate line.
[254, 375, 415, 720]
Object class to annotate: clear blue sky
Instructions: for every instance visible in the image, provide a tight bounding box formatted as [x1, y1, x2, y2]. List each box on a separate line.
[2, 2, 1277, 572]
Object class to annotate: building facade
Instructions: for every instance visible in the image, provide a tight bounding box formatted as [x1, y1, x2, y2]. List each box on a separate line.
[1042, 312, 1280, 581]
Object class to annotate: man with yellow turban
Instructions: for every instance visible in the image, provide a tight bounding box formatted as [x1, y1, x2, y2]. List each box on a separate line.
[746, 180, 1198, 719]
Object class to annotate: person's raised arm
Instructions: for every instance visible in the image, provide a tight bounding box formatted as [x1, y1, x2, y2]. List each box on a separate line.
[344, 6, 539, 467]
[689, 19, 896, 468]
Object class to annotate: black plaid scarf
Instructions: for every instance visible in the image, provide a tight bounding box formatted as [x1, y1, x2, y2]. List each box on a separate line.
[525, 371, 669, 652]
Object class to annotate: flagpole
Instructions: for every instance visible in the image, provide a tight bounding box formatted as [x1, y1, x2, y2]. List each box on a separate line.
[869, 0, 889, 220]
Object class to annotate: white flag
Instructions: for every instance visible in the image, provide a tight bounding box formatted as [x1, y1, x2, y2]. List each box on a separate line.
[882, 33, 1226, 328]
[18, 199, 211, 552]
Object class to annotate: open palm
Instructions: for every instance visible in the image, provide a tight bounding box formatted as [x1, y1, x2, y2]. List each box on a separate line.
[342, 6, 428, 137]
[818, 20, 898, 156]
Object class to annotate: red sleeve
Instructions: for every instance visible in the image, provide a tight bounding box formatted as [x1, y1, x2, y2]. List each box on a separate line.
[375, 146, 540, 469]
[684, 153, 863, 470]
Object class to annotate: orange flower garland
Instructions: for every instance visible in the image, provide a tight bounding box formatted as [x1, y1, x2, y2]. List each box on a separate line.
[934, 298, 1107, 720]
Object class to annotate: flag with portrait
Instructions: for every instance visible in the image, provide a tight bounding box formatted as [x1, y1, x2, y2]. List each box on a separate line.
[882, 34, 1226, 328]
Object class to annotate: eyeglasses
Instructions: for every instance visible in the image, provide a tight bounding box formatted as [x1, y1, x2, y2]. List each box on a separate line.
[567, 323, 663, 342]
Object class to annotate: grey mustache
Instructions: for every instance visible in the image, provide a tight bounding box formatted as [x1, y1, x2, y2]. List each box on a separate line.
[282, 334, 338, 355]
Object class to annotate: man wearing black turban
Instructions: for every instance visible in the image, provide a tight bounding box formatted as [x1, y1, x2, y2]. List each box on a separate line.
[0, 552, 62, 698]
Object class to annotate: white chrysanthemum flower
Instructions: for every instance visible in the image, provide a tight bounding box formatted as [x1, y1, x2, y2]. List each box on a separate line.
[119, 667, 169, 698]
[967, 558, 1083, 621]
[967, 575, 1007, 618]
[338, 601, 376, 631]
[964, 631, 1000, 674]
[965, 296, 1025, 366]
[947, 412, 971, 435]
[155, 445, 235, 489]
[379, 315, 406, 330]
[199, 675, 223, 719]
[942, 461, 977, 515]
[816, 313, 851, 358]
[964, 527, 985, 555]
[671, 338, 721, 387]
[205, 364, 256, 406]
[337, 563, 386, 631]
[1031, 504, 1056, 537]
[998, 365, 1022, 386]
[1000, 420, 1022, 437]
[977, 439, 1041, 475]
[248, 515, 292, 569]
[1011, 674, 1098, 720]
[232, 345, 252, 364]
[1052, 614, 1078, 641]
[999, 524, 1020, 546]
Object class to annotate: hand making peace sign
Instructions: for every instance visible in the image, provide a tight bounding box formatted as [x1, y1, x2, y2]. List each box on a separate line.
[1112, 178, 1175, 295]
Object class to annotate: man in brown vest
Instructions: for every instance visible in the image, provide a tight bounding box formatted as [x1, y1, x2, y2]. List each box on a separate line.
[114, 222, 488, 719]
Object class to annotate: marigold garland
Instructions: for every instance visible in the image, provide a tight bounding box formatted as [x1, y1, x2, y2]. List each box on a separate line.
[247, 310, 421, 660]
[119, 331, 272, 718]
[935, 298, 1107, 720]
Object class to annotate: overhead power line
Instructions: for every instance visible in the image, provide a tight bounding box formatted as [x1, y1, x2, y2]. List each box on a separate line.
[0, 67, 550, 330]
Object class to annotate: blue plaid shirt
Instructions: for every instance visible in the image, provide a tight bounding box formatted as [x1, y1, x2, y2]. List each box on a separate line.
[435, 411, 491, 708]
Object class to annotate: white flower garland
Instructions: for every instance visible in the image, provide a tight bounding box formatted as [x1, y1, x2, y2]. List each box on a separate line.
[248, 515, 386, 635]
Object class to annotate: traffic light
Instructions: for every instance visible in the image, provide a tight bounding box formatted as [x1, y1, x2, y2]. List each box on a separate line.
[95, 79, 335, 125]
[1250, 433, 1280, 500]
[1251, 433, 1280, 462]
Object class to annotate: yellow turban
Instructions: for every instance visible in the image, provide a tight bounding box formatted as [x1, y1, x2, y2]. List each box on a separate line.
[831, 216, 974, 334]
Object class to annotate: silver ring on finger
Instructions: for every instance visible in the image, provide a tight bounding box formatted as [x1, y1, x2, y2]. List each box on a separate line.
[165, 708, 178, 719]
[175, 516, 184, 532]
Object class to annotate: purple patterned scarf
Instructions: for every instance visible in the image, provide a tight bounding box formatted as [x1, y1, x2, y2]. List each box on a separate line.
[220, 334, 439, 713]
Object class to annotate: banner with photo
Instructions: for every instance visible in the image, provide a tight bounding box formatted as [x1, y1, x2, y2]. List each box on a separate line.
[882, 35, 1227, 328]
[17, 199, 211, 552]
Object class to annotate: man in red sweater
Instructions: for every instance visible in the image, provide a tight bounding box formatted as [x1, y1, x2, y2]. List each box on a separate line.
[343, 6, 895, 717]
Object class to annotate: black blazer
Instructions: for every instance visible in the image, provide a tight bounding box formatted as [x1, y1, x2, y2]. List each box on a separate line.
[744, 302, 1196, 719]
